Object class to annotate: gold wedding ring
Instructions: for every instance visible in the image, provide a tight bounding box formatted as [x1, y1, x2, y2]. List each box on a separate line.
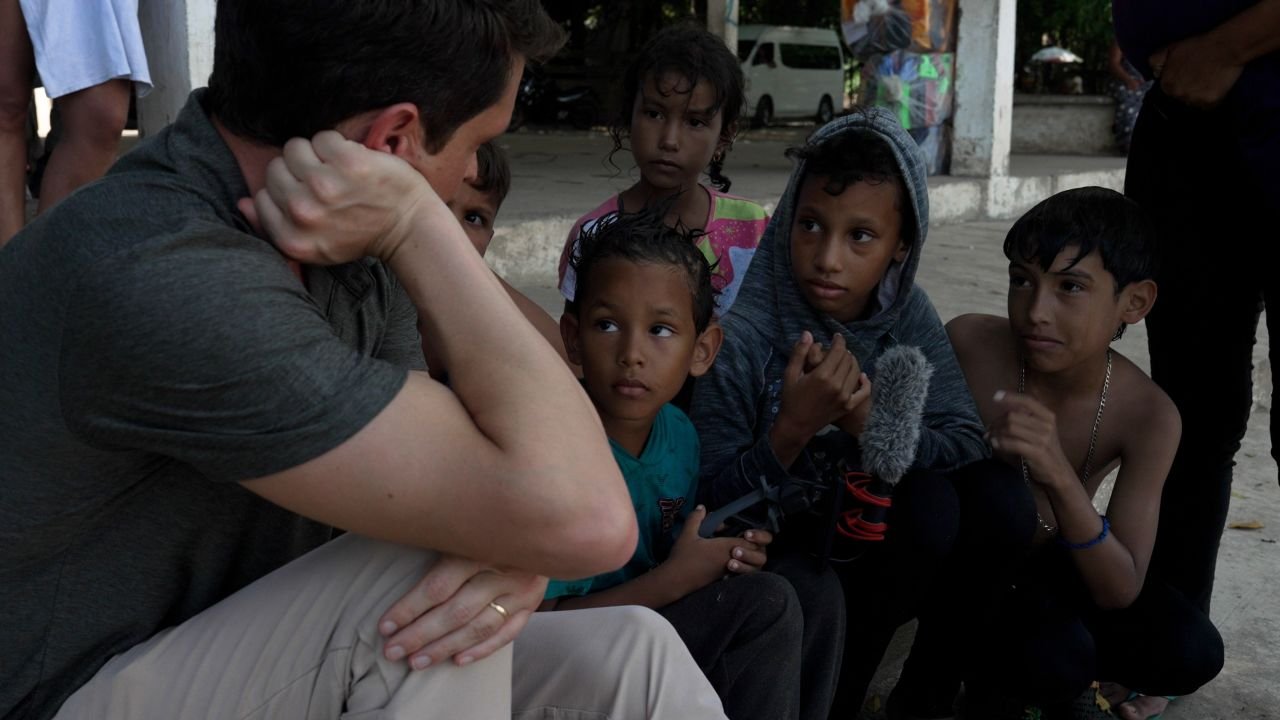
[487, 601, 510, 620]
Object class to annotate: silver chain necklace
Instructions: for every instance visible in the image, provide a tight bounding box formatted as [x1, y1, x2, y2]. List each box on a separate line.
[1018, 348, 1112, 535]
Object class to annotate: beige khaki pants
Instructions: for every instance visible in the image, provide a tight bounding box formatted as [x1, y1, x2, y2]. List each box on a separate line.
[55, 533, 728, 719]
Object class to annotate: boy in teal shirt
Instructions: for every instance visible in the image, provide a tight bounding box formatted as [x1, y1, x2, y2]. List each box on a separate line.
[542, 206, 843, 720]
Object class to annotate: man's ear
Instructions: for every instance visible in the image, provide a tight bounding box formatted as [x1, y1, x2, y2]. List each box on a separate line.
[560, 312, 584, 366]
[689, 320, 725, 378]
[360, 103, 424, 158]
[1119, 278, 1158, 325]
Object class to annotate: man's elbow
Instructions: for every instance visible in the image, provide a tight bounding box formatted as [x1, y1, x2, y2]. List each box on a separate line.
[522, 468, 638, 579]
[559, 510, 639, 577]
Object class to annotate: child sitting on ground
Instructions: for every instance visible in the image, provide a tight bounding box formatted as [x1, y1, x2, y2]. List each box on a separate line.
[426, 141, 566, 378]
[541, 205, 841, 720]
[914, 187, 1224, 720]
[558, 23, 768, 314]
[691, 109, 1005, 719]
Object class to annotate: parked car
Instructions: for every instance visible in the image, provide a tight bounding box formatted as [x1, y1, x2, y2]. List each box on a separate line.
[738, 25, 846, 127]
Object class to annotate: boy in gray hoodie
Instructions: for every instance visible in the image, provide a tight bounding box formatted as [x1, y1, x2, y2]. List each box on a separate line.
[692, 109, 1011, 717]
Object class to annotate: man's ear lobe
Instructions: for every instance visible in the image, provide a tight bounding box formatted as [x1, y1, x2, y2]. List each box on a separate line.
[1120, 278, 1158, 324]
[560, 312, 583, 366]
[689, 321, 724, 378]
[361, 103, 423, 156]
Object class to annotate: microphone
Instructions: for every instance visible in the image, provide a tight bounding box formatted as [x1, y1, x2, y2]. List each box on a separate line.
[832, 345, 933, 550]
[860, 344, 934, 486]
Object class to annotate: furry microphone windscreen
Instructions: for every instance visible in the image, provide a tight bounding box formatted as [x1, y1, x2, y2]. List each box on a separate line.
[859, 345, 934, 486]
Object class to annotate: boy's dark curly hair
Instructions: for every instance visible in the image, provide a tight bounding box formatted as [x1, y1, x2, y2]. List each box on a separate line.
[568, 202, 718, 333]
[472, 142, 511, 206]
[785, 127, 917, 248]
[1003, 186, 1156, 292]
[608, 23, 745, 192]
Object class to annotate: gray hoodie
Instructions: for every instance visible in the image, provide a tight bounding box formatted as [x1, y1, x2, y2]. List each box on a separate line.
[690, 108, 987, 509]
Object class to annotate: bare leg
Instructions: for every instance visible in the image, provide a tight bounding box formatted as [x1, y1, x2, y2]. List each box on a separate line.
[36, 78, 129, 213]
[0, 0, 34, 244]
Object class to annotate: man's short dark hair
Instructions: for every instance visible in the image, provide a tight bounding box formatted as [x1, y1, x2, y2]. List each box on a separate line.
[472, 142, 512, 207]
[568, 204, 717, 334]
[1003, 186, 1156, 291]
[786, 126, 917, 248]
[206, 0, 565, 152]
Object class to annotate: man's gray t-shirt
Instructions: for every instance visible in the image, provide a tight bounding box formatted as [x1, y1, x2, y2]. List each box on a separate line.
[0, 90, 426, 719]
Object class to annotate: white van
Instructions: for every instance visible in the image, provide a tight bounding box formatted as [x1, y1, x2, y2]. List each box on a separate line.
[738, 25, 846, 127]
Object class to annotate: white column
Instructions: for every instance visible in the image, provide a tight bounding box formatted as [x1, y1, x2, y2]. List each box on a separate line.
[951, 0, 1015, 177]
[136, 0, 216, 136]
[706, 0, 739, 51]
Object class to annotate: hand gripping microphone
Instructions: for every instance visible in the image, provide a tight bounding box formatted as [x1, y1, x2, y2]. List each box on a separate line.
[834, 345, 934, 546]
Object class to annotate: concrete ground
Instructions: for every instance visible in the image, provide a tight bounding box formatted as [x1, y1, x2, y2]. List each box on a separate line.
[498, 128, 1279, 720]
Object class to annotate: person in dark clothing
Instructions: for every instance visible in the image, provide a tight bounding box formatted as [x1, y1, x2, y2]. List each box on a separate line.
[1114, 2, 1280, 715]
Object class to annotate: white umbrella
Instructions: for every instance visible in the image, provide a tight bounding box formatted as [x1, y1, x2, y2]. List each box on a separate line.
[1030, 46, 1084, 64]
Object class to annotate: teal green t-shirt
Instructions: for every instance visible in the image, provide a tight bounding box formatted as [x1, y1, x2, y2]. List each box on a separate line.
[546, 404, 700, 599]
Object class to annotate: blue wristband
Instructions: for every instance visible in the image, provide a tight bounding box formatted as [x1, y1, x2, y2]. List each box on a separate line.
[1058, 515, 1110, 551]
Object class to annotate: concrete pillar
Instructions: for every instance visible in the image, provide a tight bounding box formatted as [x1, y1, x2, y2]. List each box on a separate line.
[706, 0, 739, 53]
[136, 0, 216, 136]
[951, 0, 1015, 177]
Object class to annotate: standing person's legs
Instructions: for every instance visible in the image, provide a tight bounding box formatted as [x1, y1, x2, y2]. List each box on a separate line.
[654, 572, 805, 720]
[1127, 88, 1264, 613]
[0, 0, 34, 244]
[512, 605, 731, 720]
[36, 78, 130, 213]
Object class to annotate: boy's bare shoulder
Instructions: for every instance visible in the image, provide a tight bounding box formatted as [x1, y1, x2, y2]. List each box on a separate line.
[945, 313, 1013, 358]
[1108, 351, 1181, 448]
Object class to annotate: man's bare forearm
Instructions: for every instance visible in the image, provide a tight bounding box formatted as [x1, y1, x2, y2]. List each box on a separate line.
[1212, 0, 1280, 65]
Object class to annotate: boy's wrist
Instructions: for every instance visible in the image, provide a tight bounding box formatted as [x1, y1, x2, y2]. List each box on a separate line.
[767, 418, 809, 468]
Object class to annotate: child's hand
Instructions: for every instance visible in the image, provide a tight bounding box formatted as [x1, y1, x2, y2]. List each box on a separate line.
[727, 528, 773, 574]
[238, 131, 445, 265]
[775, 332, 864, 444]
[665, 506, 756, 592]
[834, 373, 873, 437]
[987, 391, 1077, 490]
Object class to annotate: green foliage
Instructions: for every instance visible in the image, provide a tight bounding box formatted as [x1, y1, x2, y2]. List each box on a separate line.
[739, 0, 841, 28]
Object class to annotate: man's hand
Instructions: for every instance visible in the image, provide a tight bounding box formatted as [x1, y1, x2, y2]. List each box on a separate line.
[1150, 34, 1244, 109]
[662, 506, 756, 593]
[377, 554, 548, 670]
[237, 130, 443, 265]
[987, 391, 1077, 490]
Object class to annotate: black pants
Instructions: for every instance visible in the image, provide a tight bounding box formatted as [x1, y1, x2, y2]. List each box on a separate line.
[896, 461, 1222, 711]
[892, 460, 1038, 716]
[966, 547, 1225, 708]
[658, 571, 822, 720]
[769, 462, 1031, 718]
[1126, 86, 1279, 612]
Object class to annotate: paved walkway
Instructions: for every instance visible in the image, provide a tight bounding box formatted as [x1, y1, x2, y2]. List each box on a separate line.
[502, 137, 1278, 718]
